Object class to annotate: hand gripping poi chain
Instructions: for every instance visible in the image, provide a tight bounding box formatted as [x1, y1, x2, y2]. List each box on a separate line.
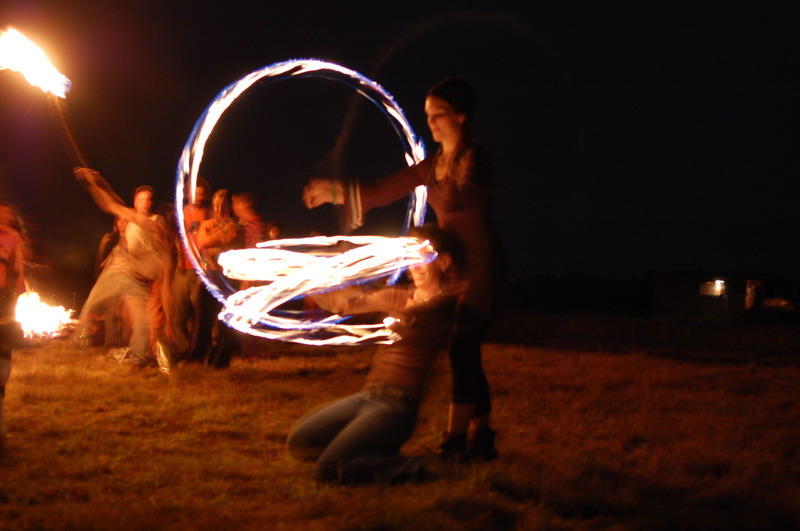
[176, 59, 430, 345]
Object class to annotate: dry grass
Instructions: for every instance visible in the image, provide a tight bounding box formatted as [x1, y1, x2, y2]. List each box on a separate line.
[1, 339, 799, 530]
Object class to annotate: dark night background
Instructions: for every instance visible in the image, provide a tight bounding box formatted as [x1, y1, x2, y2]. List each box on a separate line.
[0, 2, 796, 309]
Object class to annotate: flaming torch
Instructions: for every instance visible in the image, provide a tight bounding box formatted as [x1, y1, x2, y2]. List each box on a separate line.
[1, 28, 84, 338]
[0, 27, 88, 167]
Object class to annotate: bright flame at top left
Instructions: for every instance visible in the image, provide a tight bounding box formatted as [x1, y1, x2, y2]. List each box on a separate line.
[0, 28, 71, 98]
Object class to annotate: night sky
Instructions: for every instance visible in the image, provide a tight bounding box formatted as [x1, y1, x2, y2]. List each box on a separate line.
[0, 2, 796, 307]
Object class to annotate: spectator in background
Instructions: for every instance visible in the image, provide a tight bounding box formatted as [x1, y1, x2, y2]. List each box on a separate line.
[93, 216, 128, 348]
[95, 216, 126, 278]
[265, 220, 282, 240]
[231, 192, 267, 359]
[187, 189, 240, 368]
[232, 193, 266, 249]
[0, 204, 28, 448]
[172, 178, 211, 359]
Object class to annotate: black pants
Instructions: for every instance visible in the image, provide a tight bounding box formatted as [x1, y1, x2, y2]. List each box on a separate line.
[187, 287, 239, 368]
[449, 304, 492, 417]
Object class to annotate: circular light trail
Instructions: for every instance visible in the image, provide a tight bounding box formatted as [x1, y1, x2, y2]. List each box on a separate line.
[175, 59, 428, 343]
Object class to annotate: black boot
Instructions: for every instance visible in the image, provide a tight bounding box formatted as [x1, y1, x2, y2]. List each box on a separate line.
[466, 427, 498, 461]
[436, 432, 467, 462]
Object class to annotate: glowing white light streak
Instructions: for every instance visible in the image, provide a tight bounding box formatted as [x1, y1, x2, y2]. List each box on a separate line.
[15, 292, 75, 339]
[0, 28, 71, 98]
[176, 59, 430, 344]
[217, 236, 435, 345]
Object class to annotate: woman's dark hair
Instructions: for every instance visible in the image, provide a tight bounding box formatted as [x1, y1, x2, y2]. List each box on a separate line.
[408, 223, 463, 270]
[427, 77, 475, 118]
[427, 78, 479, 186]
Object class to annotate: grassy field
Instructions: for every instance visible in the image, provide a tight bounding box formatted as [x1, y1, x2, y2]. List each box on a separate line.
[1, 337, 799, 530]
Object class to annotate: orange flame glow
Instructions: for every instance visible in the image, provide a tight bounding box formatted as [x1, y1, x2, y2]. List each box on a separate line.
[15, 292, 75, 339]
[0, 27, 71, 98]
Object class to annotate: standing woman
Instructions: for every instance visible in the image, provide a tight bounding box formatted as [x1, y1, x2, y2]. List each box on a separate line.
[303, 78, 504, 460]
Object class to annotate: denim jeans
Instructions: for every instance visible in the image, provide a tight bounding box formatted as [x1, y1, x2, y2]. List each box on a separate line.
[287, 392, 422, 484]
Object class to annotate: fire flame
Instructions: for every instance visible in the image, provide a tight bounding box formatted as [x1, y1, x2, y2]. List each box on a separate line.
[15, 292, 75, 339]
[0, 27, 71, 98]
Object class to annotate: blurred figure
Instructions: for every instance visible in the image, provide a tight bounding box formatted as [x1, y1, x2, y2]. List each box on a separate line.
[94, 216, 129, 348]
[151, 202, 178, 372]
[0, 204, 27, 446]
[187, 189, 240, 368]
[287, 224, 459, 484]
[197, 190, 240, 267]
[231, 193, 266, 249]
[74, 168, 171, 368]
[265, 220, 282, 240]
[231, 192, 267, 359]
[172, 178, 211, 359]
[95, 216, 126, 277]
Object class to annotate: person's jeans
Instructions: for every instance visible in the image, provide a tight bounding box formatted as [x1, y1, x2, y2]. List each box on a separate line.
[79, 266, 151, 364]
[286, 392, 422, 484]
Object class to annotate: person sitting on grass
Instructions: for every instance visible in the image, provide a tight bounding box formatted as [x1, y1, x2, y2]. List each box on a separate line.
[286, 224, 460, 485]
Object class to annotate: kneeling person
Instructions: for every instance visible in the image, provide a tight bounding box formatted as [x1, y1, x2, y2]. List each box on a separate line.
[286, 225, 460, 484]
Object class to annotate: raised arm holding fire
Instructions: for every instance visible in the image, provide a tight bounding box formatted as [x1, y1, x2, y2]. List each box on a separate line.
[72, 167, 174, 368]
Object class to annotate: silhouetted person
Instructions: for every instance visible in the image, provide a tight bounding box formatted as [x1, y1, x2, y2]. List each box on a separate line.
[0, 204, 28, 447]
[266, 220, 282, 240]
[232, 192, 266, 249]
[172, 178, 211, 358]
[188, 189, 240, 368]
[92, 216, 129, 347]
[231, 192, 267, 358]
